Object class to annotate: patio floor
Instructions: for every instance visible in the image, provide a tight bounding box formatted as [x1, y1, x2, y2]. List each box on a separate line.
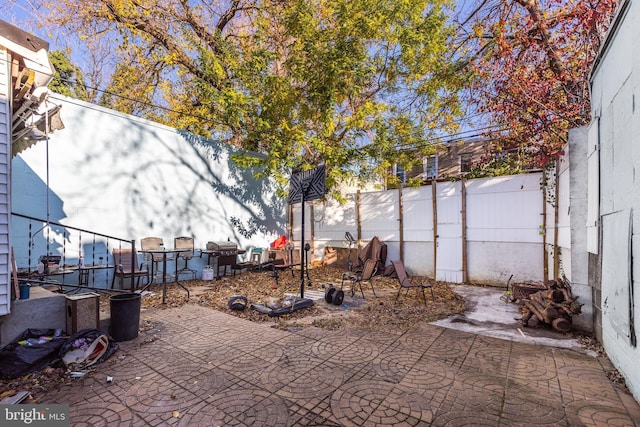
[35, 301, 640, 426]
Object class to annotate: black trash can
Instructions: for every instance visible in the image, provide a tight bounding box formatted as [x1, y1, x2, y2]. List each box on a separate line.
[109, 293, 141, 342]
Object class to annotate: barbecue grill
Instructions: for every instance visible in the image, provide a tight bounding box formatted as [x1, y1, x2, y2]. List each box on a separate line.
[39, 255, 62, 274]
[206, 241, 238, 276]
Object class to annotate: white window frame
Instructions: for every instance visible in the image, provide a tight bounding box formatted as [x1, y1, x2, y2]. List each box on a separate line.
[423, 155, 438, 179]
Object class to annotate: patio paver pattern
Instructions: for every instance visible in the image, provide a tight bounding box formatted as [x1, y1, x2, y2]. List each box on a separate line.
[40, 305, 640, 426]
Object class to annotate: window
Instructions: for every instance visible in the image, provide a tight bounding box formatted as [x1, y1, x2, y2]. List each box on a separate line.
[393, 164, 406, 184]
[460, 153, 473, 173]
[424, 155, 438, 179]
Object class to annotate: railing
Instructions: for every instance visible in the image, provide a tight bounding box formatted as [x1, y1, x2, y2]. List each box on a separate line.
[11, 212, 136, 292]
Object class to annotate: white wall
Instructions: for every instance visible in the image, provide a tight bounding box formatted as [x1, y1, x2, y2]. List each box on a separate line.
[589, 0, 640, 402]
[0, 48, 11, 315]
[11, 94, 286, 277]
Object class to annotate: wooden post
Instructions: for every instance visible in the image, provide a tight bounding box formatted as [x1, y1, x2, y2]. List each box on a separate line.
[542, 174, 549, 282]
[309, 203, 315, 264]
[356, 190, 362, 253]
[461, 178, 468, 284]
[553, 158, 560, 279]
[432, 182, 438, 281]
[398, 187, 404, 262]
[11, 247, 19, 300]
[288, 204, 295, 242]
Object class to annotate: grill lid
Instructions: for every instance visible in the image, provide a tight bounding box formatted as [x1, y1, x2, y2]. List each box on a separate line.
[207, 241, 238, 251]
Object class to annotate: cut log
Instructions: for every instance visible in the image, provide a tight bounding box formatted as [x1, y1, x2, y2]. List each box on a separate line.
[515, 277, 579, 332]
[524, 300, 546, 324]
[570, 301, 583, 315]
[527, 316, 541, 328]
[552, 317, 571, 333]
[560, 288, 576, 303]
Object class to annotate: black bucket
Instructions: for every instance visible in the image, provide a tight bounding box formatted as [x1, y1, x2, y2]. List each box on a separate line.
[109, 293, 141, 342]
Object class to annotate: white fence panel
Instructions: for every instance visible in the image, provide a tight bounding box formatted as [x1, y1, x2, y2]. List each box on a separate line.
[465, 174, 542, 243]
[465, 173, 544, 284]
[308, 196, 357, 260]
[359, 190, 400, 262]
[305, 172, 556, 285]
[435, 181, 463, 283]
[402, 187, 434, 242]
[401, 187, 434, 276]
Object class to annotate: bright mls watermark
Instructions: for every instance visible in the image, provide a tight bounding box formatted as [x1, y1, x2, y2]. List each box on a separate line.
[1, 405, 69, 426]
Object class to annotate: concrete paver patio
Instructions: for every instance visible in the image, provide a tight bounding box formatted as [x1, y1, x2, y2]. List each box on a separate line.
[37, 303, 640, 426]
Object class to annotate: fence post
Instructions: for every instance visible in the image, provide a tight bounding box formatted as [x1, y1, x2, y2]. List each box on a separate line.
[398, 186, 404, 262]
[432, 182, 438, 281]
[461, 178, 468, 284]
[542, 174, 549, 281]
[553, 158, 560, 279]
[356, 190, 362, 253]
[309, 203, 315, 264]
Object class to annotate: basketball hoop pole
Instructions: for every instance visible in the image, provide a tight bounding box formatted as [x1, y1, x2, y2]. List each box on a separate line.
[299, 191, 306, 298]
[288, 164, 326, 299]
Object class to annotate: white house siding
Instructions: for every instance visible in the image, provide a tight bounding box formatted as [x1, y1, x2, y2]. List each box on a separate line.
[0, 48, 10, 315]
[588, 0, 640, 402]
[12, 94, 286, 273]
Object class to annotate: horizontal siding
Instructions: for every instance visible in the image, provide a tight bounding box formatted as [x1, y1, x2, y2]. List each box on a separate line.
[0, 48, 11, 315]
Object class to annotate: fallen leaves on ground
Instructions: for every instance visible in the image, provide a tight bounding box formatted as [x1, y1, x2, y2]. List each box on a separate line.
[112, 266, 468, 330]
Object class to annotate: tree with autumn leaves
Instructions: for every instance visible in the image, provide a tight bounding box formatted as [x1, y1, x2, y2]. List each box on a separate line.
[6, 0, 622, 185]
[21, 0, 467, 196]
[456, 0, 619, 170]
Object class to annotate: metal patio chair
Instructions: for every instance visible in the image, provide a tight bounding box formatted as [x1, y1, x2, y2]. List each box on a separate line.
[392, 259, 434, 306]
[111, 248, 149, 290]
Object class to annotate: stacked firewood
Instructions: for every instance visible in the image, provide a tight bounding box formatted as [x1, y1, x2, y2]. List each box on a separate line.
[517, 277, 583, 332]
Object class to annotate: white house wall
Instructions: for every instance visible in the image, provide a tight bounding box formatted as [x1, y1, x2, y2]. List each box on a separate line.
[0, 48, 11, 315]
[12, 94, 286, 273]
[589, 0, 640, 402]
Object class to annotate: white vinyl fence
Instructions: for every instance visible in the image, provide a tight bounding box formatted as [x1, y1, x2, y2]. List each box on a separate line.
[293, 171, 570, 286]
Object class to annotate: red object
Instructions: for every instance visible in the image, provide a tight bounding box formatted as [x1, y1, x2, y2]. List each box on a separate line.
[270, 235, 287, 250]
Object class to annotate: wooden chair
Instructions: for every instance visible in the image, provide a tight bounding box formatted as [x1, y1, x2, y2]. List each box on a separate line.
[392, 259, 434, 306]
[111, 248, 149, 290]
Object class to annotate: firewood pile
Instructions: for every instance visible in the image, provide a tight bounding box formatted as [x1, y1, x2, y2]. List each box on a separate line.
[516, 277, 583, 333]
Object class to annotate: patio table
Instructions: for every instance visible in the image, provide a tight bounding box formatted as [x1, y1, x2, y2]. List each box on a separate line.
[139, 248, 190, 304]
